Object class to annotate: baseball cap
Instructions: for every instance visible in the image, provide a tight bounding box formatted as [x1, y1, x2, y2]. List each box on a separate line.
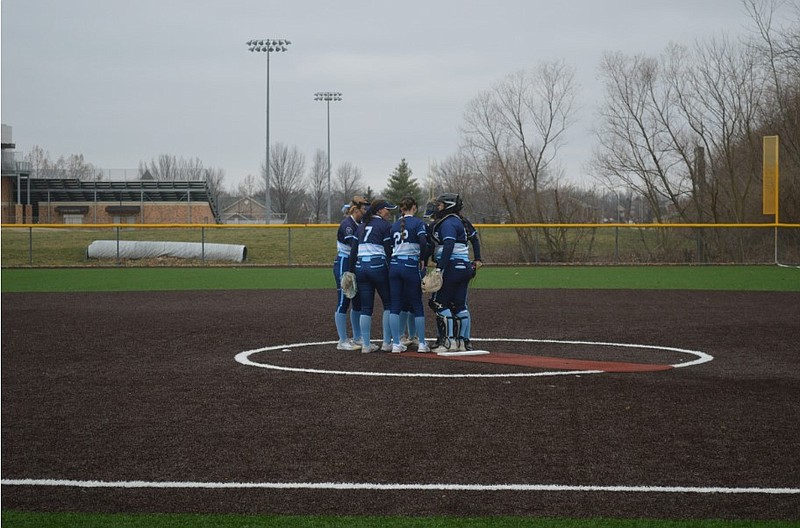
[373, 200, 397, 212]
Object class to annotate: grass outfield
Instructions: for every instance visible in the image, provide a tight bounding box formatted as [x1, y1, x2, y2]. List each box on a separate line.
[1, 265, 798, 293]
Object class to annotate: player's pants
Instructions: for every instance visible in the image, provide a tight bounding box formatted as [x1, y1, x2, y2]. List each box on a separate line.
[435, 259, 472, 314]
[334, 254, 361, 314]
[355, 256, 390, 316]
[388, 256, 424, 316]
[388, 255, 426, 346]
[333, 254, 363, 342]
[431, 259, 473, 340]
[355, 256, 391, 345]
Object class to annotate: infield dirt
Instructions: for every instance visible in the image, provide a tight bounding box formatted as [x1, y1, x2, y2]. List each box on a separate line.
[2, 289, 799, 520]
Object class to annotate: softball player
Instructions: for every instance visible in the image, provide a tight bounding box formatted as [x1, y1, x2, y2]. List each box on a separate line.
[389, 197, 430, 353]
[456, 213, 482, 349]
[428, 193, 475, 353]
[348, 198, 397, 353]
[424, 198, 482, 351]
[334, 196, 369, 350]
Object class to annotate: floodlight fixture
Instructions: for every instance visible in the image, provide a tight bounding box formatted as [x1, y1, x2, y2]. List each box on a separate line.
[246, 38, 292, 223]
[314, 91, 343, 222]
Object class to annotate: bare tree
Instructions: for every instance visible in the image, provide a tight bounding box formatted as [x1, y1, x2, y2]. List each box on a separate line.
[745, 0, 800, 221]
[431, 152, 502, 222]
[461, 60, 578, 260]
[592, 30, 779, 261]
[308, 149, 327, 222]
[592, 51, 687, 223]
[335, 161, 365, 205]
[181, 157, 206, 181]
[25, 146, 104, 180]
[26, 145, 53, 178]
[203, 166, 226, 212]
[264, 142, 306, 218]
[659, 36, 766, 227]
[139, 155, 212, 181]
[236, 174, 259, 199]
[139, 154, 180, 181]
[54, 154, 104, 181]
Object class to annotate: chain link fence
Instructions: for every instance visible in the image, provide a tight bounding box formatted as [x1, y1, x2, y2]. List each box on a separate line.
[1, 224, 798, 267]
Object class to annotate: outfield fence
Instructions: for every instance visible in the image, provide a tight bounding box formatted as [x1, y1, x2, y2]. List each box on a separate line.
[1, 223, 799, 267]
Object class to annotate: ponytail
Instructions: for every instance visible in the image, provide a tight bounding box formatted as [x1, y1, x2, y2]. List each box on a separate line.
[398, 196, 417, 242]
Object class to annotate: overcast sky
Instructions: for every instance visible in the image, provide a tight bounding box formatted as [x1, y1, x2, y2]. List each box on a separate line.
[1, 0, 768, 193]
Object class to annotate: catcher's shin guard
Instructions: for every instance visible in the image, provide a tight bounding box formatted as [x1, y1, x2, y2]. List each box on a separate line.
[451, 314, 461, 341]
[451, 313, 464, 350]
[435, 313, 447, 342]
[459, 310, 472, 350]
[431, 297, 447, 345]
[431, 317, 445, 348]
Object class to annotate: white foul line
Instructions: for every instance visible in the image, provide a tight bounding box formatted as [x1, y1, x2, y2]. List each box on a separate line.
[1, 479, 797, 495]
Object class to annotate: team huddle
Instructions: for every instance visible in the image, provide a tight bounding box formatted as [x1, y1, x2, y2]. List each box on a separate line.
[333, 193, 482, 354]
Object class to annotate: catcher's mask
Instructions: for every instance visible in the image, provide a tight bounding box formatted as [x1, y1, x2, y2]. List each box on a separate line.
[423, 201, 437, 219]
[434, 192, 462, 218]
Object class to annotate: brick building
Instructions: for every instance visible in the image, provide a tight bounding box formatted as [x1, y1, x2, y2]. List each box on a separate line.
[1, 174, 219, 225]
[1, 125, 218, 225]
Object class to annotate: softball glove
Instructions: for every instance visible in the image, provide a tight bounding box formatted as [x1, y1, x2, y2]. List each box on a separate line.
[421, 268, 443, 294]
[341, 271, 357, 299]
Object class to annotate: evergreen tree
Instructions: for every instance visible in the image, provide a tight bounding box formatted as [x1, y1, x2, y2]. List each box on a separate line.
[383, 159, 422, 210]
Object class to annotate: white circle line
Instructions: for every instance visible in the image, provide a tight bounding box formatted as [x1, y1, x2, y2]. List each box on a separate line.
[234, 338, 713, 378]
[1, 478, 796, 495]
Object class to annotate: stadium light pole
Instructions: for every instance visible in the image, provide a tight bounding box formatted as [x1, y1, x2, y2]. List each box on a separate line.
[247, 38, 291, 223]
[314, 91, 342, 223]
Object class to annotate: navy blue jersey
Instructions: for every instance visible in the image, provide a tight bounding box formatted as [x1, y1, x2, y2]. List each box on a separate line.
[349, 215, 393, 265]
[462, 216, 482, 261]
[336, 215, 360, 257]
[432, 214, 470, 266]
[391, 215, 428, 259]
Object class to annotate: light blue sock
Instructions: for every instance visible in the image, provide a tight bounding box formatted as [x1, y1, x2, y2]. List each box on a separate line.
[350, 310, 362, 341]
[404, 311, 417, 338]
[415, 316, 426, 344]
[360, 314, 372, 346]
[335, 312, 348, 341]
[390, 313, 402, 345]
[457, 310, 470, 339]
[399, 311, 410, 337]
[382, 310, 391, 344]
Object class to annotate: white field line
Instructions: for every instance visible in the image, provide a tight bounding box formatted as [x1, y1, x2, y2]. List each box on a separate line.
[1, 479, 798, 495]
[235, 338, 713, 378]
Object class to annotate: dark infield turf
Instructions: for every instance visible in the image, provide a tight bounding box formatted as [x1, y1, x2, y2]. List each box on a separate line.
[2, 289, 799, 520]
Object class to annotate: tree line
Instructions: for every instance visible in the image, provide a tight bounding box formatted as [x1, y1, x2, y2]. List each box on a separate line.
[21, 0, 798, 261]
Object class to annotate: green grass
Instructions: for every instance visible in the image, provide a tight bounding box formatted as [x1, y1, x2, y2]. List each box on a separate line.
[1, 265, 798, 293]
[3, 512, 798, 528]
[4, 224, 797, 266]
[476, 265, 800, 291]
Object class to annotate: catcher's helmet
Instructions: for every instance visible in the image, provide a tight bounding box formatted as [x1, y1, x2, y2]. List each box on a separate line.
[423, 201, 437, 219]
[434, 193, 462, 218]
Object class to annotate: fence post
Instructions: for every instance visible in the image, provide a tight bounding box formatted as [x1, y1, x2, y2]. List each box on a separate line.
[28, 226, 33, 266]
[116, 226, 121, 266]
[201, 226, 206, 265]
[288, 227, 293, 265]
[774, 226, 779, 265]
